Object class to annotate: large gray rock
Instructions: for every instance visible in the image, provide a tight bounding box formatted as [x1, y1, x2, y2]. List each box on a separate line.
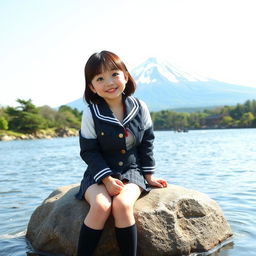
[26, 184, 232, 256]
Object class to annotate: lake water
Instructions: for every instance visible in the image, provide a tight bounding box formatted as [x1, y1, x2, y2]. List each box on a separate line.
[0, 129, 255, 256]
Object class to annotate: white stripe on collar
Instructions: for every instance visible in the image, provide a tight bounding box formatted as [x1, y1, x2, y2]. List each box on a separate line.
[123, 96, 139, 126]
[92, 96, 139, 126]
[92, 104, 121, 125]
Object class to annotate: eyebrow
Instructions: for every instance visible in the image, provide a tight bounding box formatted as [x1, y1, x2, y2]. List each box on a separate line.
[97, 68, 119, 75]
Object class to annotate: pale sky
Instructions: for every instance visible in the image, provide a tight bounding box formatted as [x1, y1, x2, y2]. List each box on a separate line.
[1, 0, 256, 108]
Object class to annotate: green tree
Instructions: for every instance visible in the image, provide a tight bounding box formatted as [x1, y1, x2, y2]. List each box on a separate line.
[219, 115, 234, 127]
[60, 111, 80, 129]
[16, 98, 39, 113]
[0, 116, 8, 130]
[240, 112, 255, 127]
[58, 105, 81, 129]
[6, 99, 47, 133]
[188, 113, 201, 128]
[230, 103, 244, 120]
[173, 113, 189, 129]
[220, 105, 233, 115]
[8, 111, 47, 133]
[152, 110, 170, 130]
[59, 105, 82, 119]
[38, 105, 58, 128]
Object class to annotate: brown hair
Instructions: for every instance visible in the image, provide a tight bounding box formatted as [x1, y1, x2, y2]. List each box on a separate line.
[84, 51, 136, 104]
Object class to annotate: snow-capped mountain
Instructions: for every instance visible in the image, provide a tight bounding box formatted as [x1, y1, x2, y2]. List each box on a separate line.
[65, 58, 256, 111]
[133, 57, 256, 111]
[133, 57, 209, 84]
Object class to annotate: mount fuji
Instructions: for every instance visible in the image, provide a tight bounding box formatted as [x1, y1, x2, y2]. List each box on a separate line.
[65, 57, 256, 111]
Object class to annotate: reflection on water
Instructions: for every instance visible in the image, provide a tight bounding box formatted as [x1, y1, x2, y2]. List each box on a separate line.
[0, 129, 256, 255]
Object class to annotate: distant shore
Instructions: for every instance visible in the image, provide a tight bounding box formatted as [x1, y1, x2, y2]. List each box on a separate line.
[0, 128, 78, 141]
[154, 127, 256, 132]
[2, 127, 255, 142]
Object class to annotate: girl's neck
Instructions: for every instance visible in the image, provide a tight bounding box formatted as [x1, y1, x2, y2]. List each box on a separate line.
[104, 95, 122, 109]
[105, 97, 124, 123]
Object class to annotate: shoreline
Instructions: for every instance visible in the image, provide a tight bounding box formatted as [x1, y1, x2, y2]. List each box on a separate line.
[0, 128, 78, 141]
[1, 127, 255, 141]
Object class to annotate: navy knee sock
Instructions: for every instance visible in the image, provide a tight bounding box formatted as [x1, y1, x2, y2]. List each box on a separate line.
[77, 223, 103, 256]
[115, 224, 137, 256]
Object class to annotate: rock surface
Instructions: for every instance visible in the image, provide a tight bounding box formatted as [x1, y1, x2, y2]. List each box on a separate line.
[26, 184, 232, 256]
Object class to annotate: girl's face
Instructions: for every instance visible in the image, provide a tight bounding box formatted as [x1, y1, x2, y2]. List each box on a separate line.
[89, 69, 128, 103]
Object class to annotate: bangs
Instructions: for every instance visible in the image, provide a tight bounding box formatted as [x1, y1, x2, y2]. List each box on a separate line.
[85, 51, 127, 82]
[100, 55, 124, 74]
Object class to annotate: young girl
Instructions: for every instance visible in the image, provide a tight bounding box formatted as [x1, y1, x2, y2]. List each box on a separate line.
[76, 50, 167, 256]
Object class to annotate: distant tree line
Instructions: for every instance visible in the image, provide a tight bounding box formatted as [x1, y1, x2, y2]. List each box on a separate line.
[151, 99, 256, 130]
[0, 99, 82, 134]
[1, 99, 256, 135]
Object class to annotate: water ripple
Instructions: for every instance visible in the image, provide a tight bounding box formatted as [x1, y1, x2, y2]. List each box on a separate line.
[0, 130, 256, 255]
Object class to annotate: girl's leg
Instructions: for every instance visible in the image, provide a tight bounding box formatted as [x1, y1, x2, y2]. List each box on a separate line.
[77, 184, 112, 256]
[112, 183, 142, 256]
[84, 183, 112, 229]
[112, 183, 142, 228]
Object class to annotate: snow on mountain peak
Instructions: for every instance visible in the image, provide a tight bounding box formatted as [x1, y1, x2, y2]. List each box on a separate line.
[132, 57, 209, 84]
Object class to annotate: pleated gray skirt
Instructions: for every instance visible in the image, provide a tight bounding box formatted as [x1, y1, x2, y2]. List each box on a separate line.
[75, 168, 150, 200]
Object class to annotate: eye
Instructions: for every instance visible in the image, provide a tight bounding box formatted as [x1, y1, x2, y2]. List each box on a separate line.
[96, 77, 104, 82]
[112, 72, 120, 77]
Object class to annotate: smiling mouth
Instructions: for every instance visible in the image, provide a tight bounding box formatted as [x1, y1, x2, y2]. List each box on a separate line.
[106, 87, 117, 93]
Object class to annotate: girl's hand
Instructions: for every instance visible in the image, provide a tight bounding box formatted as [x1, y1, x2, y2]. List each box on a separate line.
[145, 174, 168, 188]
[102, 176, 124, 196]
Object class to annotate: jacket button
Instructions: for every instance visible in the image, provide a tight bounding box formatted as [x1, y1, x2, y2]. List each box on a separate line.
[118, 161, 124, 166]
[118, 133, 124, 138]
[120, 149, 126, 154]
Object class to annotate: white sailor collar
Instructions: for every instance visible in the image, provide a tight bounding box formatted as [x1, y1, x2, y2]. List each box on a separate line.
[90, 96, 139, 127]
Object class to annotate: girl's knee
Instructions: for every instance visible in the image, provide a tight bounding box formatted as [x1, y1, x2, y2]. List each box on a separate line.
[112, 197, 133, 216]
[90, 200, 112, 217]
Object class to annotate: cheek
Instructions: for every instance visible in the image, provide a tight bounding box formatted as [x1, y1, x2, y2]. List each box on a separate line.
[89, 84, 97, 93]
[119, 77, 127, 85]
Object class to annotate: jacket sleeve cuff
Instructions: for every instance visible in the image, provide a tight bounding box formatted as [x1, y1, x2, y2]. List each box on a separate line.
[94, 168, 113, 184]
[141, 166, 155, 174]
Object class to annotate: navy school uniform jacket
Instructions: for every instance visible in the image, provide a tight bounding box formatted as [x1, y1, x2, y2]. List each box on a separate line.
[79, 96, 156, 186]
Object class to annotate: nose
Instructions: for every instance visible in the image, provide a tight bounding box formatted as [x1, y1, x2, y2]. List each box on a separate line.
[106, 77, 114, 86]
